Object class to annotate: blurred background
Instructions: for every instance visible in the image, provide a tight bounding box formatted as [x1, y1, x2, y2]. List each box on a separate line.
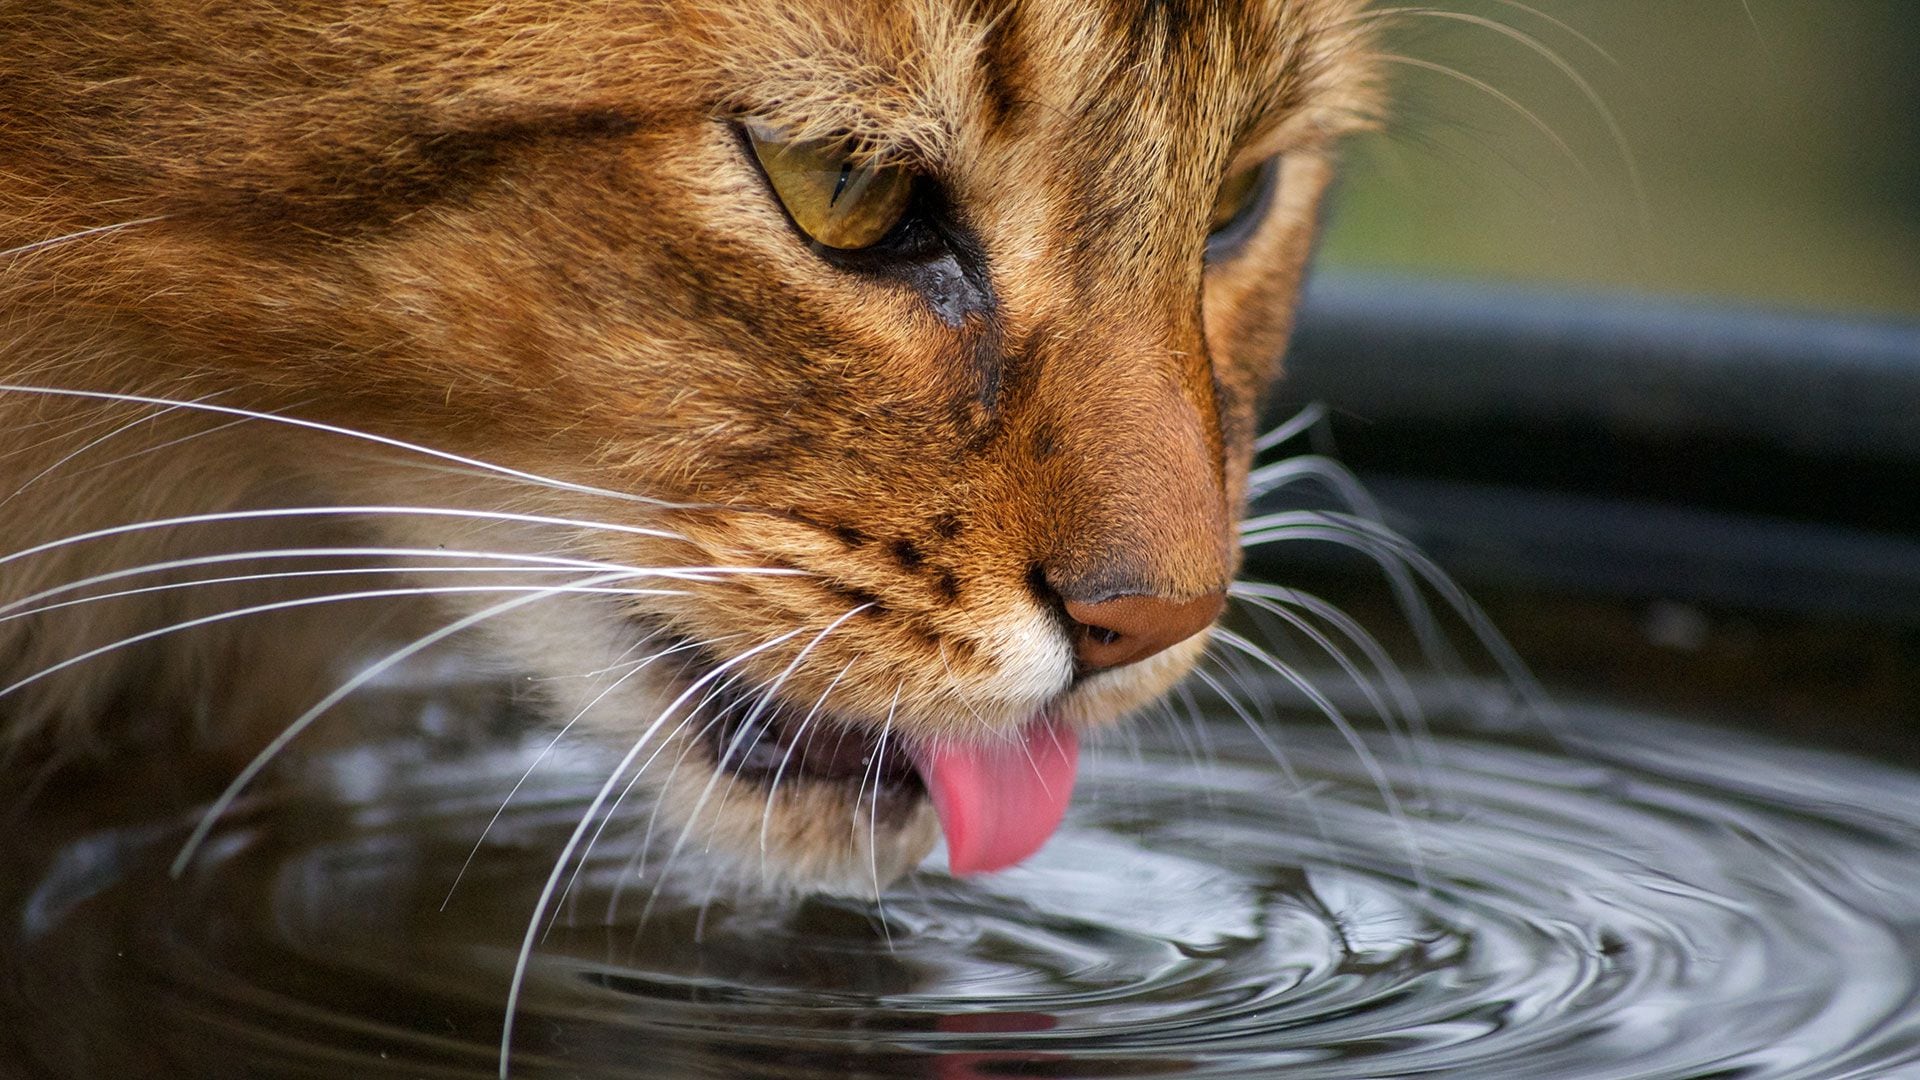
[1252, 1, 1920, 762]
[1316, 0, 1920, 317]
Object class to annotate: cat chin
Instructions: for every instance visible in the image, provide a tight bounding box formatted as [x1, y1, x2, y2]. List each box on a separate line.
[476, 596, 1210, 893]
[699, 635, 1212, 892]
[619, 626, 1210, 893]
[654, 761, 944, 897]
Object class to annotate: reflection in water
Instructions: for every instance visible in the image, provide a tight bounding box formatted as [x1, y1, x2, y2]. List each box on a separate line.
[4, 687, 1920, 1079]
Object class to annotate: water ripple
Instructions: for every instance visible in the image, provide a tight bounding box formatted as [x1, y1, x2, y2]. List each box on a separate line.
[5, 697, 1920, 1079]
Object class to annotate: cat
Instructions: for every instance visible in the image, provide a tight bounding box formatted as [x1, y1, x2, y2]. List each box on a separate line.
[0, 0, 1380, 897]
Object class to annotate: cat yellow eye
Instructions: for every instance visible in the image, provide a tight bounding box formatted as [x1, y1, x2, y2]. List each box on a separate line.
[1208, 159, 1270, 237]
[746, 124, 914, 251]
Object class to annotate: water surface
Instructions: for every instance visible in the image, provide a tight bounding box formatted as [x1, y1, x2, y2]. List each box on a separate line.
[5, 684, 1919, 1079]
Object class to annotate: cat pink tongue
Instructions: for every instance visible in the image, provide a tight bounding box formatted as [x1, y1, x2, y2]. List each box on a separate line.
[912, 721, 1079, 875]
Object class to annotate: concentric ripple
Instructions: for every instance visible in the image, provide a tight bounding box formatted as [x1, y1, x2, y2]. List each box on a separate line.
[5, 692, 1920, 1080]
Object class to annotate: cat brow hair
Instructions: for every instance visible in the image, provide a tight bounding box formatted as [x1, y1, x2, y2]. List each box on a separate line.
[711, 0, 1379, 175]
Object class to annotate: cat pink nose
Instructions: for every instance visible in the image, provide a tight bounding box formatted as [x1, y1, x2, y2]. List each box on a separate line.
[1063, 591, 1226, 673]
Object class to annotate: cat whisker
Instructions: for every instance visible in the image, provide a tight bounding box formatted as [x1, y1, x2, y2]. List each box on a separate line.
[1143, 686, 1201, 778]
[1246, 409, 1553, 754]
[606, 666, 765, 927]
[1733, 0, 1776, 67]
[1211, 627, 1428, 893]
[1381, 6, 1646, 225]
[1228, 584, 1437, 800]
[1247, 453, 1382, 509]
[1252, 401, 1327, 454]
[441, 630, 707, 912]
[1, 384, 813, 525]
[1367, 52, 1593, 188]
[501, 628, 806, 1080]
[1208, 634, 1287, 733]
[0, 547, 670, 624]
[757, 656, 858, 859]
[163, 571, 687, 875]
[1387, 1, 1622, 67]
[1229, 586, 1407, 741]
[1174, 678, 1223, 774]
[571, 674, 767, 933]
[0, 396, 205, 510]
[0, 504, 705, 577]
[737, 606, 871, 748]
[641, 605, 870, 905]
[865, 685, 902, 951]
[931, 636, 999, 738]
[1342, 3, 1643, 233]
[8, 567, 631, 624]
[1246, 455, 1482, 721]
[1188, 658, 1338, 860]
[562, 630, 742, 683]
[0, 215, 173, 262]
[562, 658, 774, 931]
[1250, 517, 1482, 724]
[1241, 509, 1560, 737]
[692, 861, 731, 945]
[2, 582, 699, 714]
[0, 384, 682, 510]
[608, 671, 764, 927]
[1231, 582, 1438, 791]
[51, 410, 287, 492]
[581, 634, 756, 925]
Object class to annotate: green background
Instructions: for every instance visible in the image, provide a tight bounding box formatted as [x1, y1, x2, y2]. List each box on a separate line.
[1316, 1, 1920, 317]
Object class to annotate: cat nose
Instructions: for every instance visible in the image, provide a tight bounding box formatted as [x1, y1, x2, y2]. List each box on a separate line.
[1061, 591, 1226, 673]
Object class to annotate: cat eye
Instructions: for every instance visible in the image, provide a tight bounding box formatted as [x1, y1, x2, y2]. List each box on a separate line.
[745, 123, 914, 251]
[1205, 157, 1278, 260]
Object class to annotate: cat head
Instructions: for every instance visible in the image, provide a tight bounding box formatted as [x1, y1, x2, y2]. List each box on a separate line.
[1, 0, 1379, 890]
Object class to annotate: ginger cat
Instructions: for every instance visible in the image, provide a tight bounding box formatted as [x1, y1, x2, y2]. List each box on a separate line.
[0, 0, 1379, 894]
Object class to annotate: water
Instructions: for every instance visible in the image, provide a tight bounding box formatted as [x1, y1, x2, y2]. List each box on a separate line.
[5, 686, 1920, 1080]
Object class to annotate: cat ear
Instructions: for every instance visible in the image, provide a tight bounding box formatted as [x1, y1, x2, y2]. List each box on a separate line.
[744, 123, 914, 251]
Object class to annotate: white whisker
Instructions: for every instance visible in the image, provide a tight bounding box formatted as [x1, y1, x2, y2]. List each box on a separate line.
[866, 685, 902, 952]
[572, 670, 759, 928]
[1212, 627, 1428, 893]
[0, 547, 642, 623]
[0, 215, 172, 261]
[1241, 509, 1560, 734]
[0, 384, 681, 509]
[0, 583, 688, 707]
[500, 628, 804, 1080]
[1165, 678, 1221, 776]
[1229, 591, 1407, 744]
[643, 605, 871, 904]
[1247, 453, 1381, 510]
[170, 569, 658, 877]
[1188, 660, 1337, 859]
[1252, 401, 1327, 453]
[758, 657, 858, 858]
[0, 504, 694, 574]
[609, 669, 761, 924]
[440, 631, 700, 912]
[1231, 582, 1442, 799]
[1381, 6, 1646, 225]
[0, 398, 197, 510]
[52, 410, 277, 489]
[1368, 52, 1593, 186]
[732, 605, 872, 754]
[1246, 457, 1494, 718]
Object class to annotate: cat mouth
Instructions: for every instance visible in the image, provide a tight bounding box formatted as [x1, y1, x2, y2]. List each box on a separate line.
[670, 643, 1082, 876]
[697, 675, 927, 819]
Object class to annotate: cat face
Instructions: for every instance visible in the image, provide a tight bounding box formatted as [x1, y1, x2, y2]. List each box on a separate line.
[1, 0, 1377, 890]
